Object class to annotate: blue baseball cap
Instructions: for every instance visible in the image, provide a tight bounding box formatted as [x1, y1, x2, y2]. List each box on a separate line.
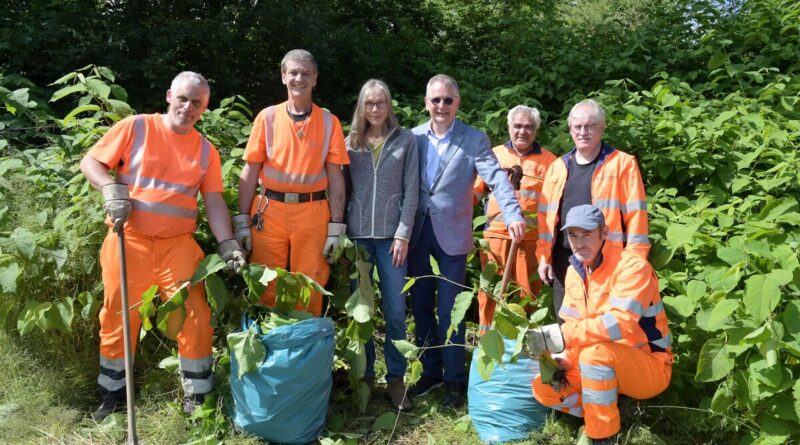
[561, 204, 605, 231]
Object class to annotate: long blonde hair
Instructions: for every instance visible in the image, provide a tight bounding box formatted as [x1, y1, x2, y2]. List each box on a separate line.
[349, 79, 399, 149]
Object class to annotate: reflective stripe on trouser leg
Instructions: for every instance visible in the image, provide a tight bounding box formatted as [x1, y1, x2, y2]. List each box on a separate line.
[531, 368, 584, 417]
[250, 199, 330, 316]
[180, 355, 213, 395]
[98, 355, 127, 396]
[577, 342, 671, 439]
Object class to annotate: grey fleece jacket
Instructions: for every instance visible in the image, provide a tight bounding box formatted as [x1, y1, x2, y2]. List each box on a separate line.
[345, 127, 419, 240]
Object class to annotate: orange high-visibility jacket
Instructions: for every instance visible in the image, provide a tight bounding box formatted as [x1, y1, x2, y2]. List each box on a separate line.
[474, 142, 556, 241]
[244, 102, 349, 193]
[560, 246, 673, 365]
[88, 114, 222, 238]
[535, 143, 649, 265]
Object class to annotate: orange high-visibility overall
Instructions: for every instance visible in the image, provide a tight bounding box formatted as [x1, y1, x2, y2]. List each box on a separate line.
[473, 143, 556, 331]
[532, 247, 673, 439]
[243, 102, 348, 315]
[535, 144, 650, 268]
[88, 114, 222, 397]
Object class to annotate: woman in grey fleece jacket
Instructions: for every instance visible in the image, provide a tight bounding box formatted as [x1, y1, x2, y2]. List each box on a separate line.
[345, 79, 418, 410]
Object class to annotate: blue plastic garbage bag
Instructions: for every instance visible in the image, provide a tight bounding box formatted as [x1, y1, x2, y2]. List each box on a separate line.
[230, 316, 335, 444]
[468, 337, 550, 444]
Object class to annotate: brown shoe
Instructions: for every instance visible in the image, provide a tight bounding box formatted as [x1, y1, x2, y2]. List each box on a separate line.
[386, 378, 412, 410]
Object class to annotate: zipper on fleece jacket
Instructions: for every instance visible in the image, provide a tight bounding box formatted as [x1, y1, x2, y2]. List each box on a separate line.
[370, 127, 398, 238]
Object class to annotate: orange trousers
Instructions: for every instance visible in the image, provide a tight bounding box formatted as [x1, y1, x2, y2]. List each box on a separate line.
[98, 231, 213, 360]
[532, 342, 671, 439]
[477, 237, 541, 331]
[250, 198, 330, 316]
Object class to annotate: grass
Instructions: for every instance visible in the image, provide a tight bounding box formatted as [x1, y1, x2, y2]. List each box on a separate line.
[0, 322, 709, 445]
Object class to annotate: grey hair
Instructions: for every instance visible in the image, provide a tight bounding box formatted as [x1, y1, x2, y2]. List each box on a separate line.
[170, 71, 210, 94]
[507, 105, 541, 132]
[568, 99, 606, 125]
[348, 79, 399, 149]
[281, 49, 317, 73]
[426, 74, 460, 98]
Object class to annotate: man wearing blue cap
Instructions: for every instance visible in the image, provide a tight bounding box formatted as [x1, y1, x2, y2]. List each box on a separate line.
[528, 205, 672, 444]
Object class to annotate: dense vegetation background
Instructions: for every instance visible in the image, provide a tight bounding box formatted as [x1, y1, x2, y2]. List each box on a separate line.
[1, 0, 799, 443]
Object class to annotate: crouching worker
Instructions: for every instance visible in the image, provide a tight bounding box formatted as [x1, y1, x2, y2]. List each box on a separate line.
[80, 71, 246, 421]
[527, 205, 672, 444]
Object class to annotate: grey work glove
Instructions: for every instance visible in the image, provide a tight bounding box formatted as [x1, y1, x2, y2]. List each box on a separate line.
[232, 214, 252, 254]
[526, 323, 565, 358]
[219, 239, 247, 274]
[322, 222, 347, 264]
[102, 183, 131, 233]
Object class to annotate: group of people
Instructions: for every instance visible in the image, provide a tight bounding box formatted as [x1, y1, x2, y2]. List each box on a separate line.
[80, 48, 673, 443]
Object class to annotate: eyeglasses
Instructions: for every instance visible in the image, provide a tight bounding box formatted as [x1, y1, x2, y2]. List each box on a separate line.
[365, 100, 387, 110]
[428, 96, 454, 106]
[570, 124, 599, 134]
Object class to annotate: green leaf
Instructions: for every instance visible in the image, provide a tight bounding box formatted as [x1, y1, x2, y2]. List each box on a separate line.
[401, 277, 416, 294]
[663, 294, 695, 318]
[710, 380, 735, 413]
[45, 298, 74, 333]
[695, 337, 735, 382]
[392, 340, 419, 359]
[345, 260, 375, 323]
[793, 379, 800, 421]
[242, 265, 267, 302]
[782, 301, 800, 343]
[685, 280, 707, 302]
[157, 286, 188, 339]
[227, 326, 266, 379]
[345, 339, 366, 383]
[479, 261, 499, 293]
[63, 104, 100, 123]
[708, 52, 728, 69]
[539, 353, 558, 384]
[666, 222, 700, 249]
[696, 299, 738, 332]
[204, 273, 229, 315]
[16, 302, 37, 335]
[447, 291, 474, 340]
[717, 246, 747, 266]
[372, 412, 397, 431]
[190, 254, 227, 285]
[744, 271, 788, 324]
[50, 84, 86, 102]
[158, 355, 180, 373]
[529, 307, 548, 325]
[0, 263, 21, 293]
[408, 360, 422, 385]
[85, 78, 111, 99]
[138, 285, 159, 331]
[479, 329, 505, 365]
[11, 228, 36, 260]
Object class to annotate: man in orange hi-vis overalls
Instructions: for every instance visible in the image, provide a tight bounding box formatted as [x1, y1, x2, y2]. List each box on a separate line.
[527, 205, 672, 444]
[80, 72, 246, 421]
[473, 105, 556, 332]
[536, 99, 649, 326]
[236, 49, 349, 316]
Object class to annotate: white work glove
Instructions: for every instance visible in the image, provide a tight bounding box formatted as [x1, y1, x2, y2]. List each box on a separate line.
[219, 239, 247, 274]
[232, 214, 252, 254]
[526, 323, 565, 358]
[102, 183, 131, 233]
[322, 222, 347, 264]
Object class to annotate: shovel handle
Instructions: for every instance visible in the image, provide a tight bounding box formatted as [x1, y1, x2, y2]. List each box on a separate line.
[117, 230, 138, 445]
[498, 240, 519, 300]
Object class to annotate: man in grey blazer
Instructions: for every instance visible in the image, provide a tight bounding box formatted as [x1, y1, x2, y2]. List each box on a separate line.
[407, 74, 525, 409]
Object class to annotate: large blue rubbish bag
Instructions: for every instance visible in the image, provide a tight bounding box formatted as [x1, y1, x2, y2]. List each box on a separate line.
[230, 315, 335, 444]
[468, 337, 550, 444]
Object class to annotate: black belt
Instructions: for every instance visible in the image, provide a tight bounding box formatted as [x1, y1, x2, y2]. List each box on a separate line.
[265, 189, 327, 203]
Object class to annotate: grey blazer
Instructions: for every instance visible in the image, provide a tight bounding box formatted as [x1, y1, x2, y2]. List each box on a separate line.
[410, 119, 523, 256]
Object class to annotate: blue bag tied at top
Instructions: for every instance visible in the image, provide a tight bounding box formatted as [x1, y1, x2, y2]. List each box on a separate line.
[230, 315, 335, 444]
[468, 337, 550, 444]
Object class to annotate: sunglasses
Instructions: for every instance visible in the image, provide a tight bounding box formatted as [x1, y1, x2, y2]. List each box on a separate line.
[428, 96, 455, 106]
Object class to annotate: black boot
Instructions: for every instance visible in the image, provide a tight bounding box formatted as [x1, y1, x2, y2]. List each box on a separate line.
[92, 389, 126, 422]
[182, 392, 207, 415]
